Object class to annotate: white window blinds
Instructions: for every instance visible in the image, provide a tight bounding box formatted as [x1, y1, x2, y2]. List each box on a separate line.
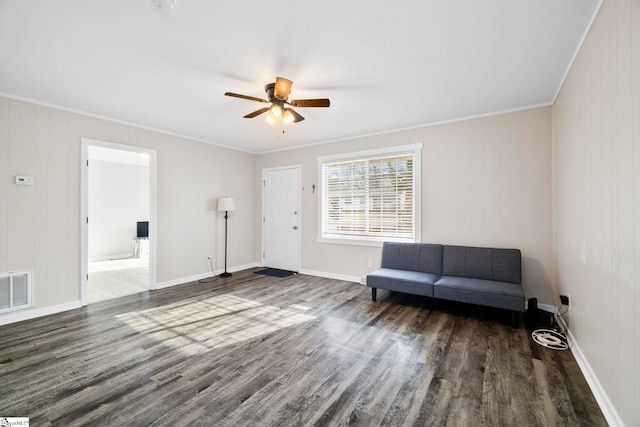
[321, 152, 415, 241]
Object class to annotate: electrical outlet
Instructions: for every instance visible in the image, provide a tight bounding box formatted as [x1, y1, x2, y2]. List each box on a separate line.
[367, 259, 373, 268]
[560, 295, 569, 306]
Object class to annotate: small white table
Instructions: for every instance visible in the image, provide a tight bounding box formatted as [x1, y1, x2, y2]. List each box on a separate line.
[132, 238, 149, 258]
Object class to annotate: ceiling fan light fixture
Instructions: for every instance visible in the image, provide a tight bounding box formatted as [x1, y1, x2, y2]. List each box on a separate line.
[265, 115, 276, 124]
[270, 104, 282, 119]
[274, 77, 293, 100]
[282, 109, 295, 124]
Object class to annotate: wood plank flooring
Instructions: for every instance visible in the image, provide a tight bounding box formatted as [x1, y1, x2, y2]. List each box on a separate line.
[0, 269, 606, 426]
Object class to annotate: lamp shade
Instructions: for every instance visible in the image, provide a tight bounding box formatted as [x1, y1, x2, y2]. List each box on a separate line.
[217, 196, 236, 212]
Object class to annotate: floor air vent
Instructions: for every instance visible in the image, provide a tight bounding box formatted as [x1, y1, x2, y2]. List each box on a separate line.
[0, 270, 32, 314]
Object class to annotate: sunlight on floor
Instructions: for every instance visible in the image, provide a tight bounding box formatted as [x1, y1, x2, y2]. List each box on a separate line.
[116, 294, 316, 355]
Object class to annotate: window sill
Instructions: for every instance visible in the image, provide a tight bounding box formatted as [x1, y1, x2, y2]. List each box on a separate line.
[317, 235, 418, 248]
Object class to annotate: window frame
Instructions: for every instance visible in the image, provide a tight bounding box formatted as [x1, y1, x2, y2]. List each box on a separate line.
[317, 143, 422, 247]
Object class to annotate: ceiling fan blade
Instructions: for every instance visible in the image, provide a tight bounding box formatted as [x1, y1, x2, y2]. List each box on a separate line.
[290, 98, 330, 108]
[274, 77, 293, 100]
[224, 92, 268, 103]
[243, 107, 271, 118]
[287, 108, 305, 123]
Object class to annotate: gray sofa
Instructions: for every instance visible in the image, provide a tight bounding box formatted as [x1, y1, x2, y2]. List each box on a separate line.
[366, 242, 525, 325]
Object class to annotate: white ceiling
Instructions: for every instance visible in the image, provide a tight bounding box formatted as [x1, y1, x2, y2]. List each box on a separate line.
[0, 0, 600, 154]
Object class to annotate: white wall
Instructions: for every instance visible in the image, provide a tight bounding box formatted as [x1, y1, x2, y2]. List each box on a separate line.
[0, 96, 257, 320]
[552, 0, 639, 424]
[88, 159, 149, 261]
[258, 106, 553, 303]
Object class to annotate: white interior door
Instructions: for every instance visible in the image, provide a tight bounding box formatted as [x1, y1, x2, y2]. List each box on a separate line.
[263, 167, 300, 271]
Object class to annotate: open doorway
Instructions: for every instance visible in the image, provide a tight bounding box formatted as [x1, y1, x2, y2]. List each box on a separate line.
[80, 138, 157, 305]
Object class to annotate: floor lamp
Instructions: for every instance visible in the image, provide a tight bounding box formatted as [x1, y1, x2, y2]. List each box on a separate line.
[217, 196, 235, 278]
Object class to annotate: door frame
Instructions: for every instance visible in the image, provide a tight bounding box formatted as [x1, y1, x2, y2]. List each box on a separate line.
[261, 165, 301, 272]
[80, 137, 158, 305]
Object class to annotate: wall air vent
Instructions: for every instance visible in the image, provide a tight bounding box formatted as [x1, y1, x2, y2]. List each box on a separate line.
[0, 270, 32, 314]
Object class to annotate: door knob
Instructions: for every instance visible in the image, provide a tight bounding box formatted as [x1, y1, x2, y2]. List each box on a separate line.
[293, 225, 298, 230]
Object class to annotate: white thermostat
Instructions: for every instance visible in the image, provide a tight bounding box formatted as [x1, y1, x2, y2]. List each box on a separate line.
[15, 176, 34, 186]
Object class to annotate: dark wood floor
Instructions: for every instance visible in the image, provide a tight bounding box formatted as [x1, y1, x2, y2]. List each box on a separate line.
[0, 269, 606, 426]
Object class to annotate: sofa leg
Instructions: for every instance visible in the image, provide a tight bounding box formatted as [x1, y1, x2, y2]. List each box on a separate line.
[371, 288, 377, 302]
[511, 311, 520, 328]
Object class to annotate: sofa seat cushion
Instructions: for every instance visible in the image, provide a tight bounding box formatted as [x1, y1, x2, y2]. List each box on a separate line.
[434, 276, 525, 312]
[367, 268, 439, 298]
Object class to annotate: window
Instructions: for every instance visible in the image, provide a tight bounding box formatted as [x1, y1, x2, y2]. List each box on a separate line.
[318, 144, 421, 246]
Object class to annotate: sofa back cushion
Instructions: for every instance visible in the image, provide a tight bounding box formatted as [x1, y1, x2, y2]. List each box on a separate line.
[492, 248, 522, 284]
[443, 245, 521, 284]
[418, 244, 444, 275]
[381, 242, 443, 275]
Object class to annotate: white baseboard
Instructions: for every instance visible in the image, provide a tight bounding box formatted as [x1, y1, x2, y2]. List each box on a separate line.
[298, 269, 361, 284]
[154, 262, 261, 290]
[89, 253, 134, 262]
[154, 272, 213, 290]
[231, 262, 261, 273]
[537, 303, 556, 313]
[0, 301, 83, 326]
[553, 310, 624, 427]
[0, 263, 263, 324]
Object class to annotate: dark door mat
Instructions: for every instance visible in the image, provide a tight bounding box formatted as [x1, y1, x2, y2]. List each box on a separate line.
[254, 268, 296, 278]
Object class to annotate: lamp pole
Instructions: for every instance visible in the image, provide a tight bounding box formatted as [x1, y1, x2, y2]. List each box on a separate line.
[216, 196, 235, 278]
[220, 209, 232, 278]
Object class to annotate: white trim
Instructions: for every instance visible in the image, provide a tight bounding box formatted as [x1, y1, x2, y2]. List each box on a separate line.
[0, 92, 254, 155]
[155, 262, 261, 290]
[316, 235, 418, 248]
[81, 138, 158, 304]
[155, 273, 214, 290]
[261, 166, 302, 272]
[298, 269, 361, 284]
[537, 303, 556, 314]
[0, 92, 550, 157]
[551, 0, 604, 103]
[316, 143, 423, 164]
[257, 104, 552, 155]
[80, 141, 88, 304]
[261, 165, 302, 173]
[0, 301, 82, 326]
[88, 254, 134, 262]
[552, 309, 624, 427]
[316, 236, 388, 248]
